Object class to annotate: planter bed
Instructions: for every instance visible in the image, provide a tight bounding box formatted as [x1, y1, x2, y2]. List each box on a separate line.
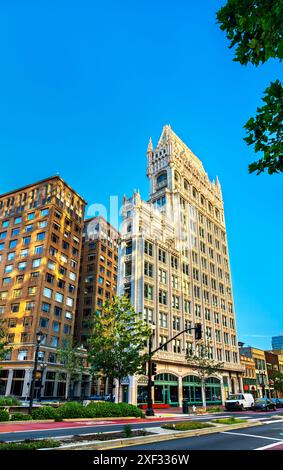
[139, 404, 170, 410]
[59, 429, 153, 444]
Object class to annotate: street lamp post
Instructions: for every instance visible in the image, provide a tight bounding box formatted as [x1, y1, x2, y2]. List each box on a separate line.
[260, 372, 266, 398]
[29, 331, 43, 414]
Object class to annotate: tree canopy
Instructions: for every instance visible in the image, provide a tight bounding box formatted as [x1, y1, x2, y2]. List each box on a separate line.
[217, 0, 283, 174]
[87, 296, 151, 399]
[0, 320, 11, 365]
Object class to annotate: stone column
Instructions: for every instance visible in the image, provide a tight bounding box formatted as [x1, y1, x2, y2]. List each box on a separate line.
[53, 378, 59, 398]
[114, 378, 119, 403]
[128, 375, 137, 405]
[178, 376, 183, 407]
[220, 376, 226, 405]
[238, 375, 243, 393]
[22, 368, 32, 399]
[5, 369, 14, 396]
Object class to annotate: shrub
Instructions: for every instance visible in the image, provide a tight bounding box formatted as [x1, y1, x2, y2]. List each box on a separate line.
[0, 439, 60, 451]
[162, 421, 214, 431]
[10, 413, 32, 421]
[0, 396, 20, 406]
[84, 402, 144, 418]
[207, 406, 222, 413]
[31, 406, 59, 420]
[57, 402, 87, 419]
[212, 417, 247, 425]
[123, 424, 133, 437]
[0, 410, 9, 422]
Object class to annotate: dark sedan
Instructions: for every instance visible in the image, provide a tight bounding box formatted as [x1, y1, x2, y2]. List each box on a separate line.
[271, 398, 283, 408]
[252, 398, 276, 411]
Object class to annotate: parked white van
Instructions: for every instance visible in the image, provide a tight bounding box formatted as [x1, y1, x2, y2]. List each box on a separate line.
[225, 393, 254, 411]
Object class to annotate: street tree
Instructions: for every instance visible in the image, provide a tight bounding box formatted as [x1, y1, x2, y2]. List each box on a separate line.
[57, 337, 86, 400]
[87, 296, 151, 402]
[270, 371, 283, 396]
[186, 341, 223, 410]
[216, 0, 283, 174]
[0, 320, 11, 366]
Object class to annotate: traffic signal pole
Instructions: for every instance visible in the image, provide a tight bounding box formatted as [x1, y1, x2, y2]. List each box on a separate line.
[146, 333, 154, 416]
[145, 323, 202, 417]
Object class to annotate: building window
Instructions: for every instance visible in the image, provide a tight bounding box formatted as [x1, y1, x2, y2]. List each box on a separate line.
[41, 208, 49, 217]
[159, 290, 167, 305]
[144, 284, 153, 301]
[18, 262, 27, 271]
[28, 286, 37, 296]
[125, 241, 132, 255]
[159, 335, 168, 351]
[43, 287, 52, 299]
[143, 307, 153, 323]
[144, 262, 153, 277]
[55, 292, 64, 303]
[32, 258, 41, 268]
[144, 241, 153, 256]
[40, 317, 49, 329]
[173, 316, 181, 331]
[173, 339, 181, 353]
[17, 350, 28, 361]
[172, 295, 180, 310]
[159, 312, 168, 328]
[42, 302, 51, 313]
[11, 303, 20, 313]
[158, 249, 166, 263]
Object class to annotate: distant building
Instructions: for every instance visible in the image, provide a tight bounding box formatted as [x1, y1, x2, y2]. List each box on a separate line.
[74, 216, 119, 396]
[240, 354, 257, 397]
[0, 176, 87, 399]
[239, 346, 271, 398]
[272, 335, 283, 351]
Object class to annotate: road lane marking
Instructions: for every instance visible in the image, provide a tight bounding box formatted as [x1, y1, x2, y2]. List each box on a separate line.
[221, 431, 283, 441]
[255, 440, 283, 450]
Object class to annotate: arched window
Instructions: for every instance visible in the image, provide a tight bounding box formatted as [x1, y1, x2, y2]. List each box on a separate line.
[156, 172, 167, 188]
[192, 187, 198, 199]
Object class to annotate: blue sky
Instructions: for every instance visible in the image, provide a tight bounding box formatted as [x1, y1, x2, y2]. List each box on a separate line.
[0, 1, 282, 349]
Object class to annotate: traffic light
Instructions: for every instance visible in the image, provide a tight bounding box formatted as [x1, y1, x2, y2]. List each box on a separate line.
[194, 323, 202, 340]
[35, 370, 43, 380]
[151, 362, 157, 376]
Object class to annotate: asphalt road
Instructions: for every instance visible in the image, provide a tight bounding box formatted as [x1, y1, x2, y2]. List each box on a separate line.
[120, 421, 283, 451]
[0, 410, 282, 442]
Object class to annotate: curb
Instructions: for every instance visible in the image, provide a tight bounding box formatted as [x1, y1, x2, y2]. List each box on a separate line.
[55, 420, 262, 450]
[0, 416, 145, 425]
[62, 417, 144, 422]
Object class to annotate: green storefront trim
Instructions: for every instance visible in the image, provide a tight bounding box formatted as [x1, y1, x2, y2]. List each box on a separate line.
[137, 374, 222, 406]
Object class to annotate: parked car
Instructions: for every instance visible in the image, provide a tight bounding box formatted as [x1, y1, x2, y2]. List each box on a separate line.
[225, 393, 254, 411]
[252, 398, 276, 411]
[83, 394, 115, 405]
[271, 398, 283, 408]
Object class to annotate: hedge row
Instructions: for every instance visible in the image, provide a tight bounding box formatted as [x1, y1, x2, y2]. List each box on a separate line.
[0, 439, 60, 451]
[0, 402, 144, 421]
[0, 396, 21, 406]
[32, 402, 144, 420]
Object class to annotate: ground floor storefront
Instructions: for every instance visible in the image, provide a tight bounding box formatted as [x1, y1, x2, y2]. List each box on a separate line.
[0, 365, 91, 400]
[119, 365, 243, 407]
[134, 374, 222, 407]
